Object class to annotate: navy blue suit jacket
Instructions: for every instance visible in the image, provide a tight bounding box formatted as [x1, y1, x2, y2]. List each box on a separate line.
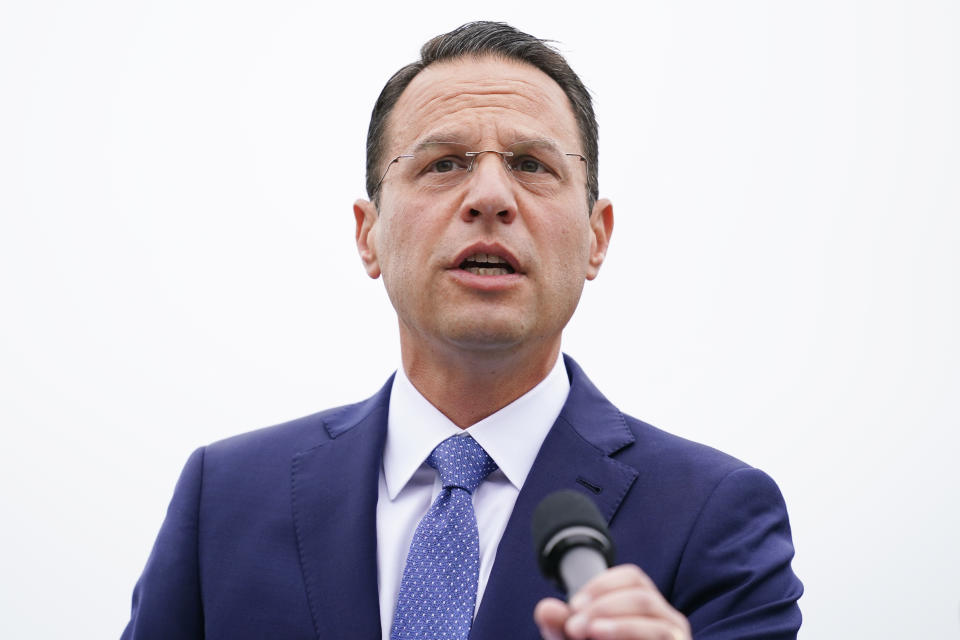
[123, 356, 802, 639]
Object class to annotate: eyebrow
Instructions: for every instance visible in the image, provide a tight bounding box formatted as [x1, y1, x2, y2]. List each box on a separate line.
[509, 139, 565, 153]
[411, 138, 468, 153]
[410, 135, 565, 153]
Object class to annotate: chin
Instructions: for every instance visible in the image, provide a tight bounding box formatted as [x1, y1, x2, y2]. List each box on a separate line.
[445, 330, 525, 352]
[440, 318, 530, 352]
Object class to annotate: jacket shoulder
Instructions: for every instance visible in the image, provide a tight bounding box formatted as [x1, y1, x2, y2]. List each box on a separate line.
[203, 375, 394, 465]
[621, 414, 751, 484]
[613, 414, 803, 637]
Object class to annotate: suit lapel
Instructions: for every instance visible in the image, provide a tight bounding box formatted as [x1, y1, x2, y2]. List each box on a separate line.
[470, 356, 639, 639]
[291, 380, 392, 640]
[288, 358, 636, 640]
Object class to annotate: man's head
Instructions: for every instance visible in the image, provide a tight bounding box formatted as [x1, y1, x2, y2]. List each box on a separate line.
[354, 23, 613, 369]
[365, 21, 599, 210]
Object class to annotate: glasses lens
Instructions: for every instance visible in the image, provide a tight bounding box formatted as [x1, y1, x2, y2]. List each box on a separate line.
[388, 141, 585, 191]
[504, 141, 569, 185]
[405, 143, 472, 189]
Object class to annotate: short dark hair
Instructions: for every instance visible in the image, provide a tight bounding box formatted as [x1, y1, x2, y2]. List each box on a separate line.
[365, 21, 599, 209]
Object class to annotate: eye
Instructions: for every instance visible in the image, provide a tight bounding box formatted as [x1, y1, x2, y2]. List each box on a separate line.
[512, 155, 549, 174]
[427, 156, 467, 173]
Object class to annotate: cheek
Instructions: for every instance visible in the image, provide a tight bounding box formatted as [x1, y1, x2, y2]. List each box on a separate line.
[543, 224, 593, 302]
[548, 215, 592, 265]
[374, 204, 411, 269]
[376, 211, 426, 296]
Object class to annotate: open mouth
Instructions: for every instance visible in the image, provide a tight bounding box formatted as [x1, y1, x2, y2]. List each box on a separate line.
[459, 252, 516, 276]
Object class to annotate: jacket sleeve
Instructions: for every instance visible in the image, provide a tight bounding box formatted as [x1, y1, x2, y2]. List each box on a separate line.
[121, 447, 206, 639]
[674, 467, 804, 639]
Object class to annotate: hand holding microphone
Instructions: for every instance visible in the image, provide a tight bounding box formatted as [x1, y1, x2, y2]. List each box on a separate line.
[531, 491, 691, 640]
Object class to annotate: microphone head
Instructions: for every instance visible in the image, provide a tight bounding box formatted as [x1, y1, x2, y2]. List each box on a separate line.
[532, 490, 615, 587]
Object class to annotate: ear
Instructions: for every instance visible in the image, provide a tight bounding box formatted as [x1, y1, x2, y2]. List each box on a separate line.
[585, 198, 614, 280]
[354, 199, 381, 279]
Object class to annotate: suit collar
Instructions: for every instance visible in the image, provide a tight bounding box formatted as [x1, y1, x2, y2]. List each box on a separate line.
[383, 353, 570, 499]
[290, 356, 639, 640]
[291, 376, 393, 640]
[470, 354, 639, 639]
[557, 354, 635, 457]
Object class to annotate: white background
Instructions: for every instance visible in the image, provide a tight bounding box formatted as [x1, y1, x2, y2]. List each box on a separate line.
[1, 1, 957, 637]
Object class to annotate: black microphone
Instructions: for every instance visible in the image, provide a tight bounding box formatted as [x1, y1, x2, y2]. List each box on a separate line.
[532, 490, 616, 596]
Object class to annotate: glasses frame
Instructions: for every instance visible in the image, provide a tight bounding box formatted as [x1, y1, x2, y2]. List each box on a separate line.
[374, 144, 587, 195]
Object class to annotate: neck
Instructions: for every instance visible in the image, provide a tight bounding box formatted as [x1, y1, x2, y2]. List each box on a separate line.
[399, 332, 562, 429]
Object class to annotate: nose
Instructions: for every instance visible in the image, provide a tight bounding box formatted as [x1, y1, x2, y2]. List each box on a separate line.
[459, 151, 518, 224]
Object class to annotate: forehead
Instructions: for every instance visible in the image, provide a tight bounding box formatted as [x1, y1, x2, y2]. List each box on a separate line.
[386, 56, 580, 154]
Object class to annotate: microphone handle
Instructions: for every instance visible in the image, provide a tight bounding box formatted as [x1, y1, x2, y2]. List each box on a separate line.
[558, 545, 609, 596]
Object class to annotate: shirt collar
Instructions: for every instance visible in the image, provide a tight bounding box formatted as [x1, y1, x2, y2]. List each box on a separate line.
[383, 354, 570, 500]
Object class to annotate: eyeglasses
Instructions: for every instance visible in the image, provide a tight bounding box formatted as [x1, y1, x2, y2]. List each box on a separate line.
[374, 141, 587, 195]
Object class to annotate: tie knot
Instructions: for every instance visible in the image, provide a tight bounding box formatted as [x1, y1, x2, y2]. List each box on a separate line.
[427, 435, 497, 494]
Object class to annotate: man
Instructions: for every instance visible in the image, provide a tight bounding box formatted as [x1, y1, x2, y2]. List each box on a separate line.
[123, 22, 802, 640]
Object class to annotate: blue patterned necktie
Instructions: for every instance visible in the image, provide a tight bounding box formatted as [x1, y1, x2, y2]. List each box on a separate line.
[390, 435, 498, 640]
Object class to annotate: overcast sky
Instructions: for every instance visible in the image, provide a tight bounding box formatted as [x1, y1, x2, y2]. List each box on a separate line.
[1, 1, 958, 637]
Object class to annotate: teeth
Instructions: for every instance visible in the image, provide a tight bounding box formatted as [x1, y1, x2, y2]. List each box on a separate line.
[468, 253, 506, 264]
[460, 251, 514, 275]
[466, 266, 510, 275]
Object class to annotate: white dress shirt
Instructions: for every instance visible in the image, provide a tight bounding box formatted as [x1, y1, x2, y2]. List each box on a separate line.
[376, 354, 570, 640]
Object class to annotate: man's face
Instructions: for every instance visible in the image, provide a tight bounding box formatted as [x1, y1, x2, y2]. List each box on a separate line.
[355, 56, 612, 360]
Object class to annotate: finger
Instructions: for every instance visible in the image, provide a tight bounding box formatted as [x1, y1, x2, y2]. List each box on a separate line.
[571, 586, 688, 631]
[585, 616, 690, 640]
[534, 597, 571, 640]
[569, 564, 656, 610]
